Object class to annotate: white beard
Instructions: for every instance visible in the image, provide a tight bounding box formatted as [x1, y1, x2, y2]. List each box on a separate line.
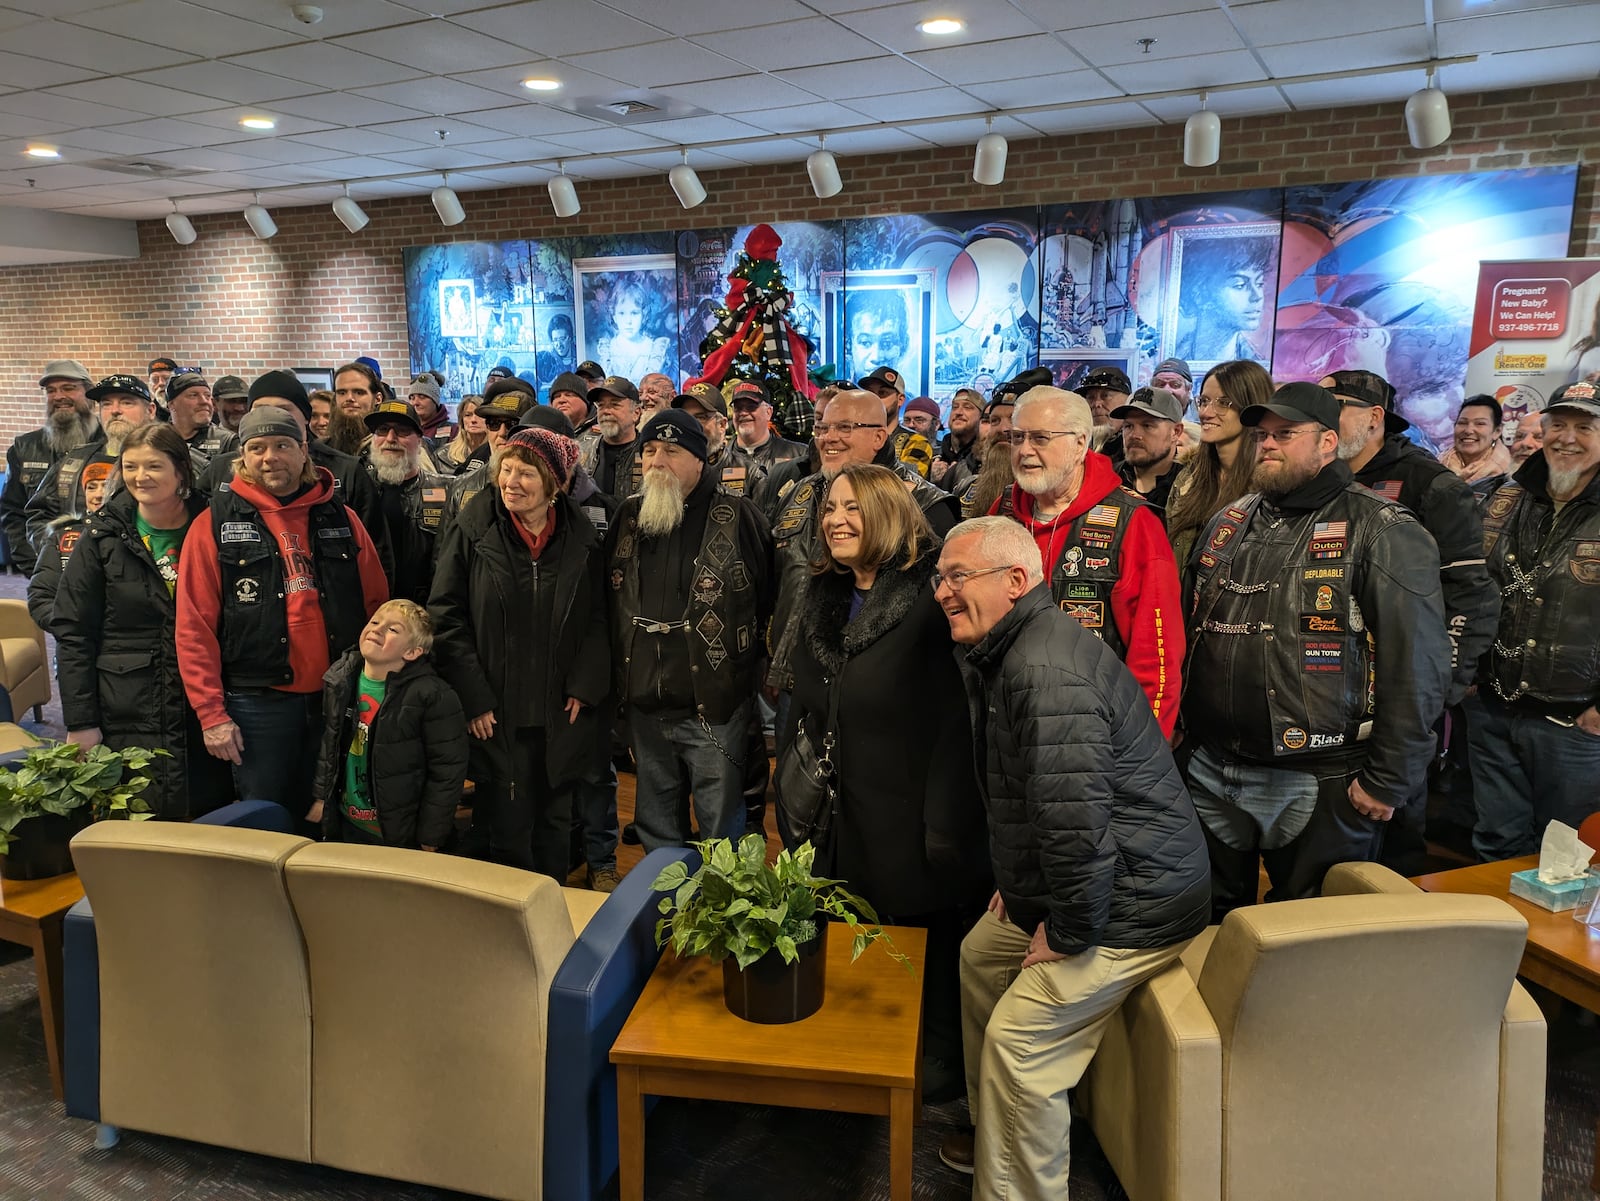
[1547, 464, 1589, 499]
[637, 470, 686, 536]
[103, 417, 135, 456]
[372, 450, 417, 486]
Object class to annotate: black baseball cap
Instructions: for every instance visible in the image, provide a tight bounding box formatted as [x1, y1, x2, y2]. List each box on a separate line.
[1079, 366, 1132, 395]
[87, 374, 153, 404]
[857, 366, 905, 395]
[591, 375, 640, 403]
[730, 380, 769, 407]
[147, 356, 178, 374]
[673, 381, 728, 417]
[1242, 381, 1342, 431]
[1321, 371, 1410, 434]
[575, 360, 605, 381]
[1549, 381, 1600, 418]
[213, 374, 249, 400]
[364, 399, 424, 435]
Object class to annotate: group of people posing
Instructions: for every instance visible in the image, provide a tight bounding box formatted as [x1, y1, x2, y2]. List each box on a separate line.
[4, 344, 1597, 1201]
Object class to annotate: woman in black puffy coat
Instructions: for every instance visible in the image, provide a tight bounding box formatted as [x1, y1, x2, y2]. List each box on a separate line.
[54, 423, 231, 819]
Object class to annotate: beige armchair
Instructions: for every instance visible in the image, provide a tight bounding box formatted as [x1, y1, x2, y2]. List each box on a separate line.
[1079, 862, 1545, 1201]
[0, 598, 48, 721]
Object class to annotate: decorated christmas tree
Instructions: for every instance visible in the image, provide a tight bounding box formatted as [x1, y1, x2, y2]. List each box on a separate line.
[693, 223, 817, 441]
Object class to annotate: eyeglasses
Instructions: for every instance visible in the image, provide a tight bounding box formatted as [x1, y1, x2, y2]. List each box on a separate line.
[1195, 395, 1238, 412]
[482, 416, 516, 430]
[931, 565, 1013, 592]
[1249, 425, 1319, 446]
[813, 421, 884, 436]
[1005, 429, 1080, 448]
[371, 423, 416, 439]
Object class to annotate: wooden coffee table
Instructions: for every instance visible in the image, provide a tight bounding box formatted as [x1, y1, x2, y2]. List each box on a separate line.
[1414, 854, 1600, 1186]
[0, 870, 85, 1101]
[611, 924, 927, 1201]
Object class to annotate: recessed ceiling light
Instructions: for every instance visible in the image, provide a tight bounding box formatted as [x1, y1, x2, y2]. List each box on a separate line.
[917, 18, 965, 35]
[522, 77, 561, 92]
[240, 116, 276, 130]
[25, 145, 59, 158]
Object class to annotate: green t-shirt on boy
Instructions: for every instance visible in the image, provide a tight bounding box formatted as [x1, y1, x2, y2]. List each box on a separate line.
[341, 671, 387, 842]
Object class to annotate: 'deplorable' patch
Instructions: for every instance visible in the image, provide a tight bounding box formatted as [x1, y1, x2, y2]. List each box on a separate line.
[219, 522, 260, 543]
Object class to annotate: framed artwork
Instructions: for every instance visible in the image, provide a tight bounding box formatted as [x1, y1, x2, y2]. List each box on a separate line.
[822, 268, 936, 397]
[438, 279, 477, 338]
[294, 367, 332, 392]
[1162, 223, 1279, 370]
[573, 254, 678, 382]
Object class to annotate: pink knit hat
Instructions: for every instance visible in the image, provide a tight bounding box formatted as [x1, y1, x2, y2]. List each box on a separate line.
[507, 426, 579, 485]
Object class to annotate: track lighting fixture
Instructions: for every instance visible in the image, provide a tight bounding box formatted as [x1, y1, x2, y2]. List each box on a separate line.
[1184, 93, 1221, 168]
[806, 136, 842, 199]
[332, 185, 369, 233]
[973, 116, 1007, 187]
[243, 194, 276, 239]
[668, 149, 706, 209]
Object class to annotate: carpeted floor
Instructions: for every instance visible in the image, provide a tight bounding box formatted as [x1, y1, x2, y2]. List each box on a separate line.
[4, 566, 1600, 1199]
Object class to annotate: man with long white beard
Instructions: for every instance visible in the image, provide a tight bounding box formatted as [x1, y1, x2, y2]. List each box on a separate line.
[605, 410, 773, 850]
[26, 373, 156, 559]
[1470, 380, 1600, 859]
[4, 360, 101, 575]
[361, 400, 454, 604]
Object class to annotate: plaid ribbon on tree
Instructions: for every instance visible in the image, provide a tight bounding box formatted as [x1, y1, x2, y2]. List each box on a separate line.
[699, 280, 815, 440]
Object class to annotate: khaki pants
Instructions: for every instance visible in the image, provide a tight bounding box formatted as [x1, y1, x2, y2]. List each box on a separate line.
[960, 910, 1185, 1201]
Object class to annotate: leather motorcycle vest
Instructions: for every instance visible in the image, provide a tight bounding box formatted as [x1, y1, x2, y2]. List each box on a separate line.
[210, 485, 367, 689]
[610, 495, 760, 721]
[1188, 491, 1380, 760]
[1481, 482, 1600, 706]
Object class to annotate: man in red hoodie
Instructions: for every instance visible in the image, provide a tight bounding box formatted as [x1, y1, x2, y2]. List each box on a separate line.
[990, 385, 1183, 738]
[178, 399, 389, 823]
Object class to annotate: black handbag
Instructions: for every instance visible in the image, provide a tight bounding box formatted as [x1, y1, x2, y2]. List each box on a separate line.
[774, 680, 841, 851]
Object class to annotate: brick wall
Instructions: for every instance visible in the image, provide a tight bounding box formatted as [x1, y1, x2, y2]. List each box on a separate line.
[0, 77, 1596, 455]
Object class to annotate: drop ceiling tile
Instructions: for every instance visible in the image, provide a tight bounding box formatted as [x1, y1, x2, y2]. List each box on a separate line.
[565, 158, 651, 180]
[965, 69, 1122, 110]
[797, 127, 932, 155]
[445, 61, 625, 104]
[271, 93, 431, 126]
[0, 162, 169, 188]
[1278, 70, 1429, 109]
[1060, 11, 1247, 66]
[739, 99, 881, 135]
[178, 107, 337, 137]
[386, 0, 512, 13]
[5, 0, 134, 13]
[831, 1, 1045, 53]
[619, 114, 768, 142]
[1016, 0, 1217, 28]
[61, 200, 175, 218]
[129, 61, 318, 106]
[1438, 5, 1600, 55]
[562, 40, 746, 90]
[448, 164, 557, 187]
[654, 75, 822, 113]
[451, 1, 663, 56]
[191, 0, 422, 40]
[1020, 101, 1165, 135]
[628, 0, 817, 35]
[1139, 86, 1291, 121]
[910, 34, 1082, 86]
[286, 127, 432, 155]
[334, 21, 533, 74]
[1231, 0, 1423, 45]
[448, 105, 612, 138]
[374, 144, 516, 169]
[691, 18, 883, 71]
[0, 91, 144, 129]
[844, 87, 984, 122]
[351, 76, 521, 116]
[55, 127, 189, 157]
[913, 113, 1042, 146]
[54, 77, 232, 119]
[1258, 28, 1432, 76]
[1438, 43, 1600, 91]
[613, 148, 745, 172]
[793, 0, 910, 13]
[190, 138, 348, 165]
[224, 42, 426, 89]
[94, 115, 248, 144]
[771, 55, 941, 99]
[537, 125, 673, 152]
[68, 0, 295, 57]
[1434, 0, 1582, 15]
[360, 115, 517, 145]
[0, 49, 105, 91]
[1101, 49, 1266, 94]
[0, 5, 43, 30]
[705, 137, 815, 165]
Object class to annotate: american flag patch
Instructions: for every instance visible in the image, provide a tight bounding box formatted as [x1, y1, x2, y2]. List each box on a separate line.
[1369, 481, 1402, 502]
[1313, 520, 1348, 538]
[1084, 504, 1120, 528]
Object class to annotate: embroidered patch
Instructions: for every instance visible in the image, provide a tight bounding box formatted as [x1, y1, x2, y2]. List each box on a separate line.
[1299, 614, 1345, 634]
[696, 608, 725, 644]
[59, 530, 80, 555]
[1281, 726, 1308, 751]
[705, 529, 736, 567]
[1315, 585, 1333, 612]
[219, 522, 260, 544]
[1078, 530, 1112, 547]
[1224, 505, 1248, 521]
[1198, 552, 1218, 568]
[234, 578, 261, 605]
[423, 487, 447, 503]
[316, 526, 351, 540]
[1062, 600, 1105, 629]
[1577, 542, 1600, 560]
[1313, 520, 1348, 538]
[1059, 546, 1083, 577]
[1308, 538, 1346, 560]
[616, 533, 635, 560]
[1571, 556, 1600, 586]
[694, 572, 724, 610]
[1302, 640, 1343, 673]
[1369, 480, 1402, 502]
[1302, 566, 1345, 580]
[1064, 584, 1097, 600]
[710, 502, 735, 524]
[582, 505, 609, 533]
[1085, 556, 1110, 570]
[730, 562, 750, 591]
[1486, 491, 1518, 520]
[1209, 524, 1236, 550]
[1084, 504, 1120, 528]
[610, 568, 624, 591]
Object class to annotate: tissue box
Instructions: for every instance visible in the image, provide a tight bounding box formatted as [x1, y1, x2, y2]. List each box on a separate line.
[1509, 868, 1590, 911]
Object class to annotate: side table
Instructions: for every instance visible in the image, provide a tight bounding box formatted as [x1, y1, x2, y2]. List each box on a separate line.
[0, 870, 86, 1101]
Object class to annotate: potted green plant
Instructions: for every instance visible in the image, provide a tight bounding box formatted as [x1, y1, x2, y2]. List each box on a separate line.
[0, 742, 163, 881]
[652, 833, 909, 1024]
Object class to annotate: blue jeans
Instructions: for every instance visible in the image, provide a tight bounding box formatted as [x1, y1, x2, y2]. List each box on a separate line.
[225, 689, 322, 825]
[1464, 692, 1600, 860]
[628, 701, 752, 851]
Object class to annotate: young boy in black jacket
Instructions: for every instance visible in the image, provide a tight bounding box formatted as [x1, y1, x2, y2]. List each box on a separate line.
[310, 599, 469, 849]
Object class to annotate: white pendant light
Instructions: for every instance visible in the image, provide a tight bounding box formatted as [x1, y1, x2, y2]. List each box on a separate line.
[165, 201, 196, 245]
[548, 164, 581, 218]
[1184, 92, 1221, 168]
[243, 194, 277, 240]
[431, 174, 465, 226]
[973, 116, 1007, 187]
[668, 149, 706, 209]
[806, 136, 842, 199]
[1405, 69, 1452, 149]
[332, 184, 369, 233]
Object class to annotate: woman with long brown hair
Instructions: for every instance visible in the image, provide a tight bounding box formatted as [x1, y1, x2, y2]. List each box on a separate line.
[1164, 358, 1268, 576]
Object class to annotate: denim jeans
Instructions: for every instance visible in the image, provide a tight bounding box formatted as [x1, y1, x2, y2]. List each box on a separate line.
[224, 688, 322, 826]
[1464, 692, 1600, 860]
[628, 701, 752, 851]
[572, 718, 619, 874]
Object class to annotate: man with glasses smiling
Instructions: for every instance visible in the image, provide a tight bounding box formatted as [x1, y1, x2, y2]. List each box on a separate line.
[990, 385, 1183, 738]
[1183, 381, 1449, 914]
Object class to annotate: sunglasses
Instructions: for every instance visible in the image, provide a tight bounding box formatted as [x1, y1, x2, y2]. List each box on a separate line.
[482, 416, 516, 430]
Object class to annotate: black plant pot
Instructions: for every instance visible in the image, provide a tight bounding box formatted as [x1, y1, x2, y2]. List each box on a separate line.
[721, 923, 829, 1024]
[0, 810, 89, 881]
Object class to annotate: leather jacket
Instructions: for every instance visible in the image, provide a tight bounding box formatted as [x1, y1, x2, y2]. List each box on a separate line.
[1184, 462, 1450, 808]
[362, 457, 456, 604]
[1480, 454, 1600, 714]
[4, 426, 84, 575]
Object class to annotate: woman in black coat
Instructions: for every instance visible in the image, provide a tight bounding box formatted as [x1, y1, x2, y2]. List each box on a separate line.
[428, 427, 610, 879]
[54, 423, 232, 820]
[784, 461, 989, 1100]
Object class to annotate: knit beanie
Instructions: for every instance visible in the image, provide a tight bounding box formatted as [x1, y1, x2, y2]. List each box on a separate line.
[248, 369, 312, 422]
[507, 426, 580, 486]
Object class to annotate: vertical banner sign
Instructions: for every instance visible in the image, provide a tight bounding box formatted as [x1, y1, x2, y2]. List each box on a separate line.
[1464, 258, 1600, 438]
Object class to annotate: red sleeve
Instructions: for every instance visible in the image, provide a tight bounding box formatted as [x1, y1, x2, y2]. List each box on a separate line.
[1109, 507, 1185, 739]
[347, 507, 390, 617]
[176, 515, 230, 730]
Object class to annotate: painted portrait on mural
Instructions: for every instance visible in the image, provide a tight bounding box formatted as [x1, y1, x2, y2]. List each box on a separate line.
[1167, 227, 1276, 366]
[439, 280, 476, 338]
[575, 258, 677, 382]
